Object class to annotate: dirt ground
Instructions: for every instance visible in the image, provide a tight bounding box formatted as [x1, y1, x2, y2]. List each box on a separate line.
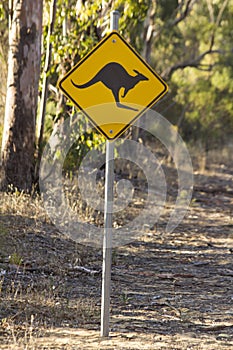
[0, 153, 232, 349]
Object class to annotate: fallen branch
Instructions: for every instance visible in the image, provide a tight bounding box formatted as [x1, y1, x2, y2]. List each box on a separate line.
[70, 265, 101, 275]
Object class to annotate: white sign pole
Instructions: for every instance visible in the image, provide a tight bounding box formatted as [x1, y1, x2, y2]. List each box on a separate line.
[100, 10, 120, 338]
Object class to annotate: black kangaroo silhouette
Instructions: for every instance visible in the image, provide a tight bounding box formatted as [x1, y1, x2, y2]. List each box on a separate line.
[71, 62, 149, 111]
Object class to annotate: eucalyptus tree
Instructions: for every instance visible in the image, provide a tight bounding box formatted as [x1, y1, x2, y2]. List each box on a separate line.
[1, 0, 43, 191]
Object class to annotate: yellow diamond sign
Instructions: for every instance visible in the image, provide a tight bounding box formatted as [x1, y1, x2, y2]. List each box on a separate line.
[58, 31, 168, 140]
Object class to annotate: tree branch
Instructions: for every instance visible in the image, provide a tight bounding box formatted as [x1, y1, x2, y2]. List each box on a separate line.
[162, 49, 221, 79]
[209, 0, 229, 51]
[162, 0, 229, 80]
[205, 0, 215, 23]
[172, 0, 198, 26]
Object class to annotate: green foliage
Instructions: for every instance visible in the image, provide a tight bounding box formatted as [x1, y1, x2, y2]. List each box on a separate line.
[0, 0, 232, 159]
[151, 0, 233, 147]
[0, 1, 8, 22]
[157, 0, 178, 21]
[41, 0, 154, 171]
[39, 0, 233, 166]
[117, 0, 150, 50]
[63, 128, 105, 171]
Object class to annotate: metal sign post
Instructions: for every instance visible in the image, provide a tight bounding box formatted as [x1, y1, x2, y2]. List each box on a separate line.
[100, 10, 119, 338]
[57, 8, 168, 338]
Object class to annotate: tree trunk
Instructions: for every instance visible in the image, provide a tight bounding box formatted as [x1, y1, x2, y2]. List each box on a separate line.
[1, 0, 43, 191]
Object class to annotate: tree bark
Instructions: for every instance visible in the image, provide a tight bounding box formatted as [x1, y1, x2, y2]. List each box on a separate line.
[1, 0, 43, 191]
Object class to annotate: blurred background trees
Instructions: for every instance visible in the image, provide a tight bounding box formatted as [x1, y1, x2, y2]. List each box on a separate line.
[0, 0, 232, 191]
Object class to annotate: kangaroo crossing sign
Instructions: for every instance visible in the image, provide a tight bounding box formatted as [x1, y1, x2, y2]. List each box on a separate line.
[58, 31, 168, 140]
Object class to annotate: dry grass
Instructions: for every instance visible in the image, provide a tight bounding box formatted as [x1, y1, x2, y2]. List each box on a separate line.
[0, 151, 233, 349]
[0, 188, 102, 348]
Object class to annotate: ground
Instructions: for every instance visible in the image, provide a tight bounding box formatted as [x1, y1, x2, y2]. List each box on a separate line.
[0, 150, 232, 349]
